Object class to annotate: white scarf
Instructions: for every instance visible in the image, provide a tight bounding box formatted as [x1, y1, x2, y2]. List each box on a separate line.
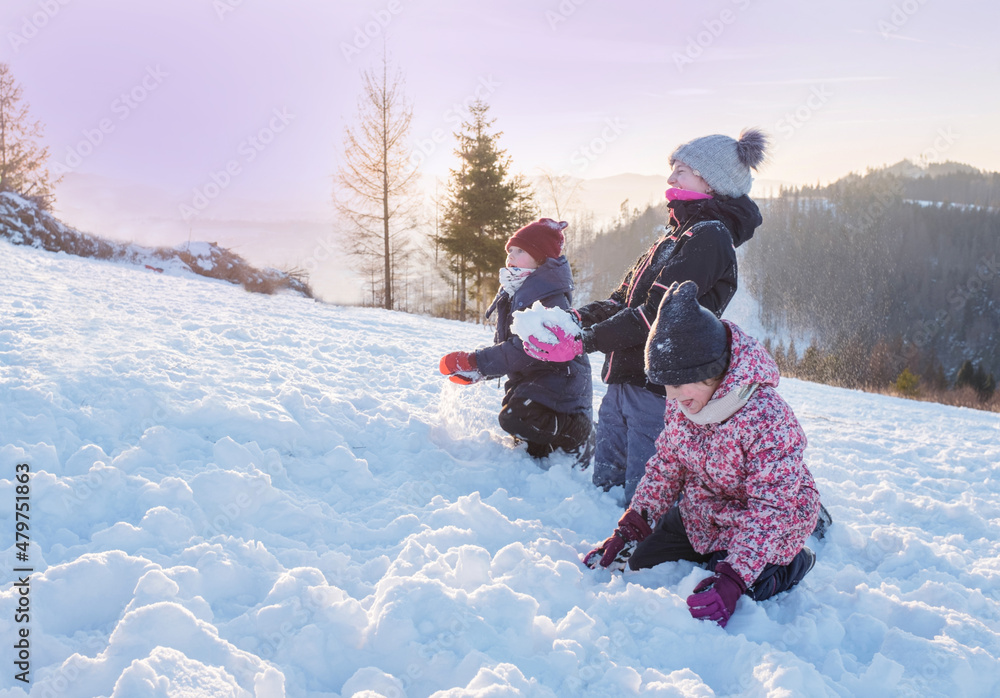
[679, 383, 759, 425]
[500, 267, 534, 296]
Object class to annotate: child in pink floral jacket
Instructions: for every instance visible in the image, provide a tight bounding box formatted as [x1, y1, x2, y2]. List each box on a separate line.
[584, 280, 821, 627]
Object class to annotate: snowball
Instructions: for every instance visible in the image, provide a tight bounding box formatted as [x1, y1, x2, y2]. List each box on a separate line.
[510, 301, 579, 344]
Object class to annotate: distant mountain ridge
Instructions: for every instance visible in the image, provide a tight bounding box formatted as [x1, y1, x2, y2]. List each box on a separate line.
[811, 160, 999, 209]
[881, 159, 985, 179]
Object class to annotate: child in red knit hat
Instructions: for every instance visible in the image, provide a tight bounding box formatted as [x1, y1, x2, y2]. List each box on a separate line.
[439, 218, 594, 464]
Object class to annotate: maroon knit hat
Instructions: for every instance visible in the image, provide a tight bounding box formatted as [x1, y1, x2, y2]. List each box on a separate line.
[505, 218, 568, 263]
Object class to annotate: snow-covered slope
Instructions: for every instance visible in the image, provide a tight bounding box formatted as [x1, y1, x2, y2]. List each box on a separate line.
[0, 192, 311, 298]
[1, 241, 998, 697]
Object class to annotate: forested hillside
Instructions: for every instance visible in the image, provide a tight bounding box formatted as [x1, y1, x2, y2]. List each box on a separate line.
[571, 203, 670, 304]
[743, 165, 998, 386]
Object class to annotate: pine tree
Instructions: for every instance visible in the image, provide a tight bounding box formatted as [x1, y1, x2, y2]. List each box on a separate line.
[786, 339, 798, 375]
[980, 373, 997, 402]
[437, 100, 535, 320]
[798, 340, 832, 383]
[924, 357, 948, 392]
[0, 62, 56, 207]
[895, 367, 920, 397]
[955, 360, 975, 389]
[831, 332, 870, 388]
[972, 363, 988, 394]
[772, 340, 787, 374]
[334, 52, 419, 310]
[868, 340, 895, 387]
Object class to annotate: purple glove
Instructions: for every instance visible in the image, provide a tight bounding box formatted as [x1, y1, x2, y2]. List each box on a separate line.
[523, 325, 583, 362]
[686, 561, 747, 627]
[582, 509, 652, 570]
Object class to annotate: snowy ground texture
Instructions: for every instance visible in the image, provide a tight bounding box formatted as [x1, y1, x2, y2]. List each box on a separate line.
[1, 241, 999, 698]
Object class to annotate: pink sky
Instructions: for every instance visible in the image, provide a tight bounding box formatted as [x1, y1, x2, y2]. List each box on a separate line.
[3, 0, 999, 300]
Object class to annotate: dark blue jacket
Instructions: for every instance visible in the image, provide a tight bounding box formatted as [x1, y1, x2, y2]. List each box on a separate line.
[475, 256, 592, 414]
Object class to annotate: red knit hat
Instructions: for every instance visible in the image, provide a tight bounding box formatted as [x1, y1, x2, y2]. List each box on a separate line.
[505, 218, 568, 262]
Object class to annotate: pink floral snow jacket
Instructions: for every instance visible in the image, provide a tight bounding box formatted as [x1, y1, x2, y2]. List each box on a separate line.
[631, 321, 821, 587]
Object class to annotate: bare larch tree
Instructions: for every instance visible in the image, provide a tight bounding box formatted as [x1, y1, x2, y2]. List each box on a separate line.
[334, 53, 419, 310]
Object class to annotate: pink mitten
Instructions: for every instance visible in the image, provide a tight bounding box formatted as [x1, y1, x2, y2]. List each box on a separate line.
[523, 325, 583, 362]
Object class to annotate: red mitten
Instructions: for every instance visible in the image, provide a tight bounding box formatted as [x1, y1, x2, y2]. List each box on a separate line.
[582, 509, 652, 570]
[583, 533, 625, 570]
[439, 351, 476, 374]
[439, 352, 482, 385]
[615, 508, 653, 542]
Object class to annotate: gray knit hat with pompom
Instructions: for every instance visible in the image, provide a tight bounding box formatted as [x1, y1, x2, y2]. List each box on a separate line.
[669, 128, 769, 198]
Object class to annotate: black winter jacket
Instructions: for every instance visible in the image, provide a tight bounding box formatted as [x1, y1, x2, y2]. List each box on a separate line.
[475, 256, 593, 414]
[577, 195, 762, 395]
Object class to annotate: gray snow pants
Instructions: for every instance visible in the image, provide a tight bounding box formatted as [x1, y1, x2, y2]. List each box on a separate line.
[592, 382, 666, 506]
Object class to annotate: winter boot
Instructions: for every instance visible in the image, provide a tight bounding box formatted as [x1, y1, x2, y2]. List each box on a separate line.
[552, 412, 595, 469]
[567, 423, 596, 470]
[747, 547, 816, 601]
[812, 504, 833, 540]
[526, 441, 555, 458]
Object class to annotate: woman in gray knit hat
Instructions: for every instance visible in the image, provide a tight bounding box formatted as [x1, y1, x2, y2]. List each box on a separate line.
[519, 128, 768, 506]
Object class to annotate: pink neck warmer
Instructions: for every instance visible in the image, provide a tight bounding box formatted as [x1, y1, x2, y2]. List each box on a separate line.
[665, 187, 714, 202]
